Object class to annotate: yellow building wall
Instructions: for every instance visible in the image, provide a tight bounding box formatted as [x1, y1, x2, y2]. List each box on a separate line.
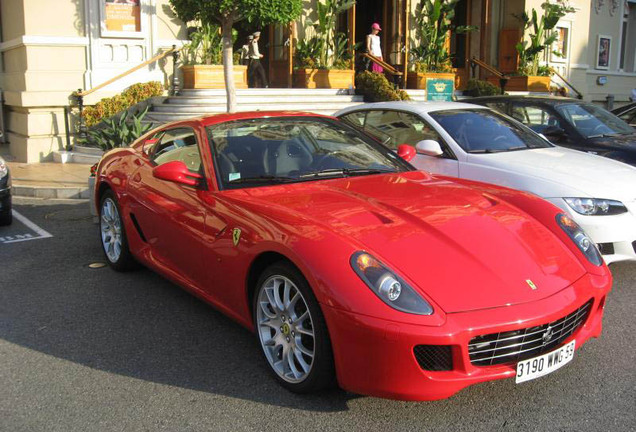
[23, 0, 85, 37]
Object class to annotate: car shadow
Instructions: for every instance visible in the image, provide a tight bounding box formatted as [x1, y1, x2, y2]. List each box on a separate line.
[0, 201, 357, 412]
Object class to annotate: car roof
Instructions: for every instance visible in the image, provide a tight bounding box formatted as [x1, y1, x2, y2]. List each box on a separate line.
[468, 95, 582, 105]
[336, 101, 489, 116]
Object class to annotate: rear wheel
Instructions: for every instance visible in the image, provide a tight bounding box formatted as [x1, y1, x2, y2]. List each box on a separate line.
[99, 190, 137, 271]
[0, 210, 11, 226]
[253, 261, 335, 393]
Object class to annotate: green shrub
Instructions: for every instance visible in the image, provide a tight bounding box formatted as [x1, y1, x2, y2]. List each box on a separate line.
[465, 79, 501, 96]
[82, 81, 164, 127]
[355, 72, 411, 102]
[80, 106, 153, 151]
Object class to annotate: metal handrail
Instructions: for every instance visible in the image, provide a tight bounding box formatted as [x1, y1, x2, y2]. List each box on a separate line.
[362, 53, 403, 76]
[73, 45, 180, 141]
[549, 68, 583, 99]
[77, 47, 177, 97]
[469, 57, 508, 94]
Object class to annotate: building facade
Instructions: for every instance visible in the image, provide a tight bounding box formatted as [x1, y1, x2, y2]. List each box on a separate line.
[1, 0, 635, 163]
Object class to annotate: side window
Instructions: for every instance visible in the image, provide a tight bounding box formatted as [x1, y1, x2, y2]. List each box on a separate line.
[484, 102, 508, 115]
[363, 110, 449, 156]
[511, 104, 562, 133]
[618, 108, 636, 126]
[340, 112, 366, 128]
[150, 127, 202, 174]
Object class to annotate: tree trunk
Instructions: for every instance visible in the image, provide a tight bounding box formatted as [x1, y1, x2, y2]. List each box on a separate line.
[221, 16, 237, 113]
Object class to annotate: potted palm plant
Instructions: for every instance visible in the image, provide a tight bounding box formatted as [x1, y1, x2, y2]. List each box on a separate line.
[407, 0, 476, 97]
[486, 1, 575, 92]
[180, 23, 248, 89]
[294, 0, 356, 89]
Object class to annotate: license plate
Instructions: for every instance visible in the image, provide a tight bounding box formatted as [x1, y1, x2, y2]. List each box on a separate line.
[515, 340, 576, 383]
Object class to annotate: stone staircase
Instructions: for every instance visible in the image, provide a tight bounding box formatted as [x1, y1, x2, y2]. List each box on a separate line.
[145, 88, 365, 124]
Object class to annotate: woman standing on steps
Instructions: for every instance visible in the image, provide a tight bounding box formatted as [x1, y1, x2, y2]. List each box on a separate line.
[366, 23, 383, 74]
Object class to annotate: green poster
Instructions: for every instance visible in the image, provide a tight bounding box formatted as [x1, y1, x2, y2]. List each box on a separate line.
[426, 78, 454, 101]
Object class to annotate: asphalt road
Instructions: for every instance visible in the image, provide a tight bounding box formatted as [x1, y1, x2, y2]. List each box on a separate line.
[1, 198, 635, 432]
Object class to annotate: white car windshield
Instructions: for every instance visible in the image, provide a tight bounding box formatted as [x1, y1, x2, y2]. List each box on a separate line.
[429, 109, 552, 153]
[555, 103, 634, 138]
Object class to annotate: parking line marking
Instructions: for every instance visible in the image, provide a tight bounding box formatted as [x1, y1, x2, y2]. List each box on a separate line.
[1, 210, 53, 244]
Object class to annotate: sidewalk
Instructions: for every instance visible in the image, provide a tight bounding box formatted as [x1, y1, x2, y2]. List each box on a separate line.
[7, 161, 92, 199]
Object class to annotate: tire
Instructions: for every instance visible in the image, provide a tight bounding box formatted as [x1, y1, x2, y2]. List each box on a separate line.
[99, 190, 137, 271]
[0, 209, 11, 226]
[253, 261, 335, 393]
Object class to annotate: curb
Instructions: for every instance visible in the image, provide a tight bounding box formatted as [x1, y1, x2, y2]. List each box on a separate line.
[12, 184, 91, 200]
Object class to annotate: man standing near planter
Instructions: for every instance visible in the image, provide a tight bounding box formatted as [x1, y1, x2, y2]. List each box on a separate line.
[248, 31, 268, 88]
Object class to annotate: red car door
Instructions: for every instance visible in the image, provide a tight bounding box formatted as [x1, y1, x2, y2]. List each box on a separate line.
[127, 126, 214, 286]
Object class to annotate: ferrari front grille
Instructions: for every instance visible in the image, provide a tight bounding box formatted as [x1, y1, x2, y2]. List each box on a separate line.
[468, 300, 592, 367]
[413, 345, 453, 371]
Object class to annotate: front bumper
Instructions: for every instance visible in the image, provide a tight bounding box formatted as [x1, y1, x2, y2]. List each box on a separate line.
[0, 184, 11, 214]
[322, 272, 610, 401]
[546, 198, 636, 264]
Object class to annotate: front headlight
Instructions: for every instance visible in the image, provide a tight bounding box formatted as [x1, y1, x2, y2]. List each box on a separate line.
[351, 251, 433, 315]
[564, 197, 627, 215]
[0, 156, 7, 179]
[556, 214, 603, 266]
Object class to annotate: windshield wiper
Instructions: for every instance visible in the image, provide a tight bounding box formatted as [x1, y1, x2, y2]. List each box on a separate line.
[228, 175, 297, 184]
[467, 149, 501, 153]
[299, 168, 396, 178]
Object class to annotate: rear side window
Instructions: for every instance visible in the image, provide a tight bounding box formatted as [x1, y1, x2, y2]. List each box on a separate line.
[362, 110, 441, 150]
[510, 104, 563, 133]
[340, 111, 366, 128]
[150, 127, 202, 174]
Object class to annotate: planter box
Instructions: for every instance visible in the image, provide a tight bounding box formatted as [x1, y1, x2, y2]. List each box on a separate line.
[294, 68, 355, 89]
[181, 65, 248, 89]
[407, 72, 456, 101]
[486, 75, 551, 92]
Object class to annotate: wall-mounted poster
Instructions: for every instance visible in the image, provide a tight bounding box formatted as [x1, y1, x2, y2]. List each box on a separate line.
[102, 0, 143, 38]
[596, 35, 612, 70]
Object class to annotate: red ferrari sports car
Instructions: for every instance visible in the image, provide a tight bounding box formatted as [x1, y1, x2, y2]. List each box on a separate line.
[94, 112, 611, 401]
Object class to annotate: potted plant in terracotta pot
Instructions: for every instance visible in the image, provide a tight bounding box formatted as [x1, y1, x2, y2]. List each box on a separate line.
[408, 0, 476, 99]
[180, 23, 248, 89]
[294, 0, 356, 89]
[486, 1, 575, 92]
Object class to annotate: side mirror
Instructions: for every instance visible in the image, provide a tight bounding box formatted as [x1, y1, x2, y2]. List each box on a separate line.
[153, 161, 203, 187]
[397, 144, 416, 162]
[142, 139, 158, 156]
[415, 140, 444, 157]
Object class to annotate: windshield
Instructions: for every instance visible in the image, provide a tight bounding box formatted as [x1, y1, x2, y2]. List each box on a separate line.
[207, 117, 412, 189]
[555, 103, 634, 138]
[429, 109, 552, 153]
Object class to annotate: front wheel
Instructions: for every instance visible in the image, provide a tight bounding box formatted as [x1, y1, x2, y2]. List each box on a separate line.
[253, 262, 335, 393]
[99, 190, 137, 271]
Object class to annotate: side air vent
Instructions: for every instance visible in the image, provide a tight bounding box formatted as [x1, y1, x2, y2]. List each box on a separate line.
[129, 213, 147, 242]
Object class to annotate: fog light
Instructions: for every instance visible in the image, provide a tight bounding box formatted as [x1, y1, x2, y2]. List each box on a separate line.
[379, 275, 402, 301]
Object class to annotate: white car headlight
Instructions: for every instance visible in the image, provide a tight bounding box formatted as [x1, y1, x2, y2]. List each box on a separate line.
[564, 197, 627, 216]
[351, 251, 433, 315]
[0, 156, 8, 179]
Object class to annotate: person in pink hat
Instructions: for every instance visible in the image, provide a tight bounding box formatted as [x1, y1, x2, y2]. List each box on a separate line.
[366, 23, 384, 73]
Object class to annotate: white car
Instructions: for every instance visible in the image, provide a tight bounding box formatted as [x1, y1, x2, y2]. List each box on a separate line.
[335, 101, 636, 264]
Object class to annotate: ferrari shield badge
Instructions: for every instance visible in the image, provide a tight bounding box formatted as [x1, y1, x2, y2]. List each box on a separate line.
[526, 279, 538, 290]
[232, 228, 242, 246]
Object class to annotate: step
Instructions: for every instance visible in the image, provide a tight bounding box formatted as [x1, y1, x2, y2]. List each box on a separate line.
[178, 88, 356, 97]
[145, 110, 341, 123]
[52, 151, 101, 164]
[165, 95, 363, 105]
[153, 101, 363, 114]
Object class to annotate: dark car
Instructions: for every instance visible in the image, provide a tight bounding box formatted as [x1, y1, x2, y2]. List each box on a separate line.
[468, 95, 636, 165]
[612, 102, 636, 127]
[0, 155, 11, 225]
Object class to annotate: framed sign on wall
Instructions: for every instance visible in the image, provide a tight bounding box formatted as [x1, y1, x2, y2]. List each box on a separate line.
[596, 34, 612, 70]
[100, 0, 145, 38]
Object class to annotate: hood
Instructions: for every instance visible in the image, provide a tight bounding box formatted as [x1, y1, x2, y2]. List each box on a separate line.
[466, 146, 636, 202]
[237, 171, 586, 313]
[588, 132, 636, 152]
